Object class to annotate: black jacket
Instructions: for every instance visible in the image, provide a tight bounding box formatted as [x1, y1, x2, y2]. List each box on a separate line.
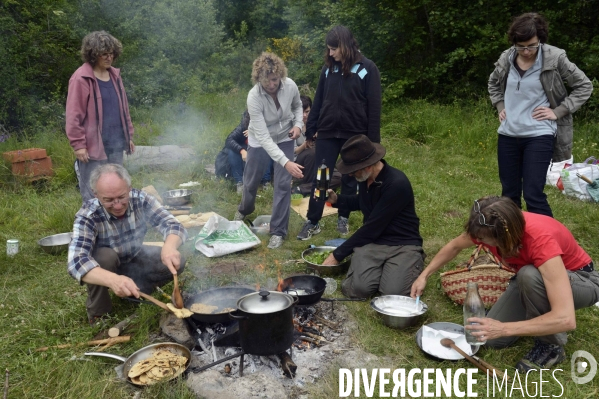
[224, 110, 250, 154]
[306, 55, 381, 143]
[332, 160, 422, 261]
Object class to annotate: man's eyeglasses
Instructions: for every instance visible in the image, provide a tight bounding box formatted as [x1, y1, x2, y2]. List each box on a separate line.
[102, 196, 128, 206]
[473, 200, 495, 227]
[514, 42, 540, 52]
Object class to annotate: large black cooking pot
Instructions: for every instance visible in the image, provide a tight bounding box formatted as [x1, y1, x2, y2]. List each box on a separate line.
[230, 291, 298, 356]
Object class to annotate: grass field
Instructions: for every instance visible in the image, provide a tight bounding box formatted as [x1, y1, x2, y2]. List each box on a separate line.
[0, 93, 598, 398]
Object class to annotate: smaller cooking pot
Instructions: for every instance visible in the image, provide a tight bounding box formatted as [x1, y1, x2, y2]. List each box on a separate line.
[281, 275, 367, 306]
[230, 291, 297, 356]
[85, 342, 191, 387]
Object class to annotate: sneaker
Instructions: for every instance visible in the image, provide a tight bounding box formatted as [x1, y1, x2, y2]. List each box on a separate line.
[261, 182, 271, 190]
[236, 182, 243, 195]
[233, 210, 245, 221]
[337, 216, 349, 235]
[267, 235, 284, 249]
[515, 339, 566, 372]
[297, 221, 321, 240]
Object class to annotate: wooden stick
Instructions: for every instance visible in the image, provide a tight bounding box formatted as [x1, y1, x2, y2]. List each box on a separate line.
[3, 369, 8, 399]
[313, 315, 339, 330]
[34, 336, 130, 352]
[302, 331, 331, 343]
[277, 352, 297, 378]
[108, 314, 138, 338]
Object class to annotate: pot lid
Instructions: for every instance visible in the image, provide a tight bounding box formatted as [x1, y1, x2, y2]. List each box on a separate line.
[237, 291, 294, 314]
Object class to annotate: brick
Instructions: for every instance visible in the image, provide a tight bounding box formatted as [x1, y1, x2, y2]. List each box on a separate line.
[11, 156, 54, 177]
[2, 148, 47, 163]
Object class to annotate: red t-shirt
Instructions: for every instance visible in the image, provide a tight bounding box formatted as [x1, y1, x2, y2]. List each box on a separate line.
[473, 212, 591, 272]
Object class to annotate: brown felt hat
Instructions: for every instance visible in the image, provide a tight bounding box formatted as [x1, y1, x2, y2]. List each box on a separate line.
[336, 135, 386, 174]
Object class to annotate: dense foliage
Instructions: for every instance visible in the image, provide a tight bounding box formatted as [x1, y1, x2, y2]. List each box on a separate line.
[1, 0, 598, 130]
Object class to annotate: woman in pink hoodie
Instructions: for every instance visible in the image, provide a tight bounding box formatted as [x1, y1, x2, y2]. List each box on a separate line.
[66, 31, 135, 202]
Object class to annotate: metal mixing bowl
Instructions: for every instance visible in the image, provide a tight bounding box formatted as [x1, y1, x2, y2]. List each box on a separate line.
[162, 189, 194, 206]
[371, 295, 427, 329]
[38, 232, 73, 254]
[301, 246, 350, 276]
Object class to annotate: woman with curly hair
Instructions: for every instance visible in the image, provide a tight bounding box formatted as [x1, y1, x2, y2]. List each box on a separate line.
[66, 31, 135, 202]
[297, 25, 381, 240]
[411, 196, 598, 372]
[233, 52, 303, 249]
[488, 13, 592, 217]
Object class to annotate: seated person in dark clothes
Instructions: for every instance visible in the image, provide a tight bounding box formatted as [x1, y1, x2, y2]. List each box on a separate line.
[67, 163, 187, 324]
[224, 110, 272, 194]
[322, 135, 425, 298]
[292, 95, 341, 196]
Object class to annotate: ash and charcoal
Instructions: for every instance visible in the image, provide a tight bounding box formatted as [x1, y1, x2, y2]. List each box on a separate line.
[182, 301, 353, 399]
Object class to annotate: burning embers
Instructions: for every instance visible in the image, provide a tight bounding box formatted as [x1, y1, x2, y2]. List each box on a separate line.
[293, 305, 338, 350]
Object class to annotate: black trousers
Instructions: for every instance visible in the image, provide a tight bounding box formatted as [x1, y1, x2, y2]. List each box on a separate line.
[306, 137, 357, 222]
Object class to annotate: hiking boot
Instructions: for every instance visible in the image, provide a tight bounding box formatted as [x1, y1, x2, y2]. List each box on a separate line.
[297, 221, 321, 240]
[515, 339, 566, 372]
[267, 235, 284, 249]
[233, 210, 245, 221]
[337, 216, 349, 235]
[236, 182, 243, 195]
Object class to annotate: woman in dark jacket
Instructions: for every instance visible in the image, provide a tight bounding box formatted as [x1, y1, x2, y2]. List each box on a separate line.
[297, 25, 381, 240]
[66, 31, 135, 202]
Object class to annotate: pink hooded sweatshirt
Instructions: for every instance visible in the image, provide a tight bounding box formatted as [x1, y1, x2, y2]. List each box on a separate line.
[65, 63, 134, 160]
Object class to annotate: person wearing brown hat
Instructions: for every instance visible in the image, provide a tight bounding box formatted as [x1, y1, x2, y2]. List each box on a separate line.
[321, 135, 425, 298]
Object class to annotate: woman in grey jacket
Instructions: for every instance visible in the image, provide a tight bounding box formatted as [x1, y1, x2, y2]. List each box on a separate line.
[488, 13, 592, 217]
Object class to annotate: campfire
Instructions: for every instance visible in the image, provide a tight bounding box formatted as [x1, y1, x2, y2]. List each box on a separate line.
[185, 298, 343, 379]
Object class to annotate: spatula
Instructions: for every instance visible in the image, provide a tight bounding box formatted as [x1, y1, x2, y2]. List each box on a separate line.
[172, 274, 184, 309]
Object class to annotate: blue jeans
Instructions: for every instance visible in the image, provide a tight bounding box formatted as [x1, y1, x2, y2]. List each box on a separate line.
[226, 148, 271, 184]
[497, 134, 554, 217]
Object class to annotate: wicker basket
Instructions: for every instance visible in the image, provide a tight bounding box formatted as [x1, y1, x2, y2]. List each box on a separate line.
[440, 244, 515, 308]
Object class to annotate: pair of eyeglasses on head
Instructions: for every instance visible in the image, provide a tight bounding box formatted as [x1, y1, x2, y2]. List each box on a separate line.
[473, 200, 495, 227]
[513, 42, 541, 52]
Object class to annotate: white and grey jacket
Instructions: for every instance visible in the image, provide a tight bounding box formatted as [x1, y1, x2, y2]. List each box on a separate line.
[488, 44, 593, 161]
[247, 78, 303, 167]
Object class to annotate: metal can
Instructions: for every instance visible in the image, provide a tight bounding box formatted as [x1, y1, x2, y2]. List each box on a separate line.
[6, 239, 19, 256]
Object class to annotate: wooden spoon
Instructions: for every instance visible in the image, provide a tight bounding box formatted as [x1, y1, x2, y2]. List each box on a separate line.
[440, 338, 506, 379]
[172, 274, 184, 309]
[138, 292, 171, 312]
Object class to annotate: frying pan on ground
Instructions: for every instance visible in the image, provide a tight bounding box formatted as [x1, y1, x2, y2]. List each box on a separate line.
[85, 342, 191, 387]
[280, 275, 366, 305]
[184, 286, 255, 323]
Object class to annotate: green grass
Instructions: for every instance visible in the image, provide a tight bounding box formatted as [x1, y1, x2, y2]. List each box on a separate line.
[1, 94, 598, 398]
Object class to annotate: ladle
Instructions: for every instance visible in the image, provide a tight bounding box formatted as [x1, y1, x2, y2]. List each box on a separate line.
[440, 338, 506, 379]
[172, 274, 184, 309]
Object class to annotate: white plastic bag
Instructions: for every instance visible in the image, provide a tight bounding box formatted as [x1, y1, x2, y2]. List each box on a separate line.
[546, 156, 573, 187]
[560, 157, 599, 201]
[194, 214, 261, 257]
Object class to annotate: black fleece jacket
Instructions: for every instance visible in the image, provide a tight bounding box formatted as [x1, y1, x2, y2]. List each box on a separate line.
[332, 160, 422, 261]
[306, 55, 381, 143]
[224, 110, 250, 154]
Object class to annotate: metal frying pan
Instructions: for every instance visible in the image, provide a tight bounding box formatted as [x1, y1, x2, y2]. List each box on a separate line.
[184, 286, 255, 324]
[85, 342, 191, 387]
[281, 275, 366, 305]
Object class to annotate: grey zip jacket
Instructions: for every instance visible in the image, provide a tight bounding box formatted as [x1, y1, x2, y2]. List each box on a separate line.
[488, 44, 592, 161]
[247, 78, 303, 167]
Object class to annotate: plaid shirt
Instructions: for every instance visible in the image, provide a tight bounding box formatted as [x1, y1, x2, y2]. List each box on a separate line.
[67, 188, 188, 283]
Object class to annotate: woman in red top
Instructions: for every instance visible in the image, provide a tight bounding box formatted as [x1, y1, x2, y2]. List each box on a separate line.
[412, 196, 598, 372]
